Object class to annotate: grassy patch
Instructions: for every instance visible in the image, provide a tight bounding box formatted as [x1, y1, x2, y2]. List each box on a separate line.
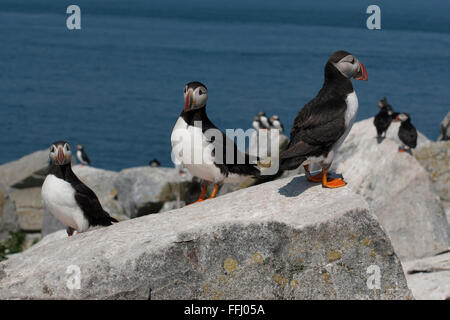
[0, 231, 26, 262]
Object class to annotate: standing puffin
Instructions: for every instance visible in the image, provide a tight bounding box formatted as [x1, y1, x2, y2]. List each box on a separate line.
[258, 111, 270, 129]
[171, 82, 260, 203]
[394, 113, 417, 152]
[76, 145, 91, 166]
[41, 141, 117, 236]
[269, 115, 284, 133]
[252, 116, 261, 131]
[280, 50, 368, 188]
[149, 158, 161, 167]
[373, 97, 395, 139]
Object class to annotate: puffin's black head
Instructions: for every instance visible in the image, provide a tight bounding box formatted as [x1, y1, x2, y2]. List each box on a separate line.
[183, 81, 208, 112]
[257, 111, 266, 117]
[76, 145, 84, 150]
[394, 113, 410, 123]
[328, 50, 368, 81]
[49, 141, 72, 166]
[378, 97, 388, 108]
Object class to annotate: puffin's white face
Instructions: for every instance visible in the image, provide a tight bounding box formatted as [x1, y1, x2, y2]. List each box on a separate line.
[396, 113, 409, 122]
[49, 141, 72, 165]
[333, 54, 358, 78]
[183, 84, 208, 112]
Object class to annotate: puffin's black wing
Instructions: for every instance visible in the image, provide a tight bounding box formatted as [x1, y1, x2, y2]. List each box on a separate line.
[64, 168, 117, 226]
[73, 183, 117, 226]
[399, 124, 417, 148]
[281, 96, 347, 161]
[201, 112, 260, 177]
[81, 151, 90, 164]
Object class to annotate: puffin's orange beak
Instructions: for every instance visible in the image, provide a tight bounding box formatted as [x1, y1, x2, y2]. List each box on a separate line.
[184, 91, 191, 112]
[58, 146, 64, 165]
[355, 61, 368, 81]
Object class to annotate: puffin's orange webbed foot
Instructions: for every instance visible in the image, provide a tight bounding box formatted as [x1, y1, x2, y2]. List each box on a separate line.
[307, 172, 324, 183]
[323, 178, 347, 189]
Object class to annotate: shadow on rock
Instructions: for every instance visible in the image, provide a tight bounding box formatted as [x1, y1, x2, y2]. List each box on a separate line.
[278, 176, 314, 197]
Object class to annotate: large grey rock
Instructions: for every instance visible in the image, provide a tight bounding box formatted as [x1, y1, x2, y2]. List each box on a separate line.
[414, 141, 450, 202]
[114, 167, 193, 218]
[438, 111, 450, 141]
[9, 188, 44, 232]
[0, 184, 19, 241]
[332, 118, 449, 261]
[403, 252, 450, 300]
[0, 175, 411, 299]
[0, 149, 50, 189]
[41, 165, 128, 237]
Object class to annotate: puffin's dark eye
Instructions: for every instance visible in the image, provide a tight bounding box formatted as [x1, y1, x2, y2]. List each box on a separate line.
[198, 90, 203, 95]
[351, 58, 355, 64]
[184, 87, 187, 93]
[51, 146, 55, 152]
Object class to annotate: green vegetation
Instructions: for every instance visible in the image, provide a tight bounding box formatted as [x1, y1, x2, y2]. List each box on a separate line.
[0, 231, 26, 262]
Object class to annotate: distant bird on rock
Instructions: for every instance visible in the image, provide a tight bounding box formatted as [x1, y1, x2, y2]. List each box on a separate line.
[171, 81, 260, 204]
[257, 111, 270, 129]
[280, 50, 368, 188]
[42, 141, 117, 236]
[373, 97, 395, 139]
[269, 115, 284, 133]
[394, 113, 417, 152]
[149, 158, 161, 167]
[252, 116, 263, 131]
[76, 145, 90, 166]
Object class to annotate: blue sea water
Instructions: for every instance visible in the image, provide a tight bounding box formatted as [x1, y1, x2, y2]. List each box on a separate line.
[0, 0, 449, 171]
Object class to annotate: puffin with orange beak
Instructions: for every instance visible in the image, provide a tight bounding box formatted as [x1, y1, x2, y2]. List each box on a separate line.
[41, 141, 117, 236]
[171, 82, 260, 204]
[280, 50, 368, 188]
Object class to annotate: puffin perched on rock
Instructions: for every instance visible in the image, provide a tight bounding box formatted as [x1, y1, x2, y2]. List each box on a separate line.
[41, 141, 117, 236]
[269, 115, 284, 133]
[374, 97, 395, 139]
[257, 111, 270, 129]
[76, 145, 90, 166]
[394, 113, 417, 152]
[252, 116, 262, 131]
[171, 82, 260, 203]
[280, 50, 368, 188]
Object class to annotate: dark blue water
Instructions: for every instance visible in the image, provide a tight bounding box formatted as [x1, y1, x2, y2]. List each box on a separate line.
[1, 0, 449, 170]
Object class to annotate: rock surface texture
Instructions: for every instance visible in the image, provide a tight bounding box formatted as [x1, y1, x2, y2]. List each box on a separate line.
[403, 252, 450, 300]
[114, 167, 193, 218]
[0, 175, 411, 299]
[332, 118, 449, 261]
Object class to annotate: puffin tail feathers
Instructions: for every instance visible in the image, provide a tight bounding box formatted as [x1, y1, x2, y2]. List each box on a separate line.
[280, 156, 306, 171]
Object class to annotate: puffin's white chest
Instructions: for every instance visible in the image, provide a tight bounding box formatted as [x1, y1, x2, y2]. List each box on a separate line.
[76, 150, 86, 164]
[171, 116, 227, 183]
[41, 174, 89, 232]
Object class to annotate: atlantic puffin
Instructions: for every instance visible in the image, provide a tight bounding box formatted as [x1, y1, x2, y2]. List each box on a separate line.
[149, 158, 161, 167]
[171, 82, 260, 203]
[252, 116, 261, 131]
[373, 97, 395, 138]
[394, 113, 417, 152]
[269, 115, 284, 133]
[76, 145, 90, 166]
[280, 50, 368, 188]
[257, 111, 270, 129]
[41, 141, 117, 236]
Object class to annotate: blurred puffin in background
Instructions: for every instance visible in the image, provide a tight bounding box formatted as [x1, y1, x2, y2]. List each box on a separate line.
[76, 145, 90, 166]
[374, 97, 395, 140]
[394, 113, 417, 152]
